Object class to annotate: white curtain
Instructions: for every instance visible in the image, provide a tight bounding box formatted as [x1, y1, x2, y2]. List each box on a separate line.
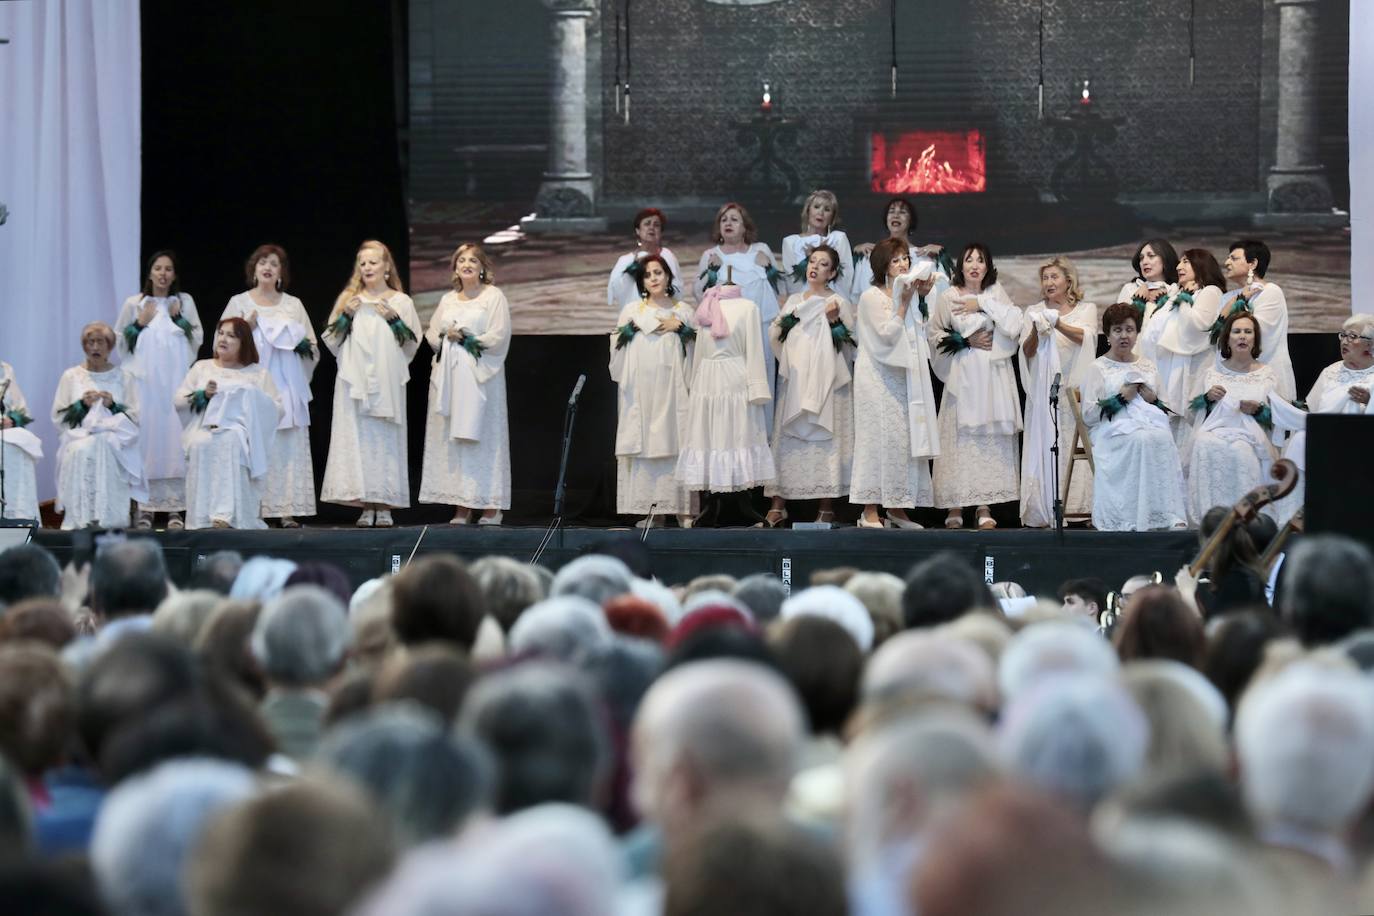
[0, 0, 141, 502]
[1354, 2, 1374, 315]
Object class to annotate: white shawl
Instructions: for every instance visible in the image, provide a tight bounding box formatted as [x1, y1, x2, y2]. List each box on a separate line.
[856, 286, 940, 458]
[930, 284, 1023, 432]
[429, 287, 512, 442]
[335, 301, 416, 423]
[57, 402, 146, 501]
[254, 311, 312, 430]
[196, 380, 280, 479]
[776, 295, 851, 441]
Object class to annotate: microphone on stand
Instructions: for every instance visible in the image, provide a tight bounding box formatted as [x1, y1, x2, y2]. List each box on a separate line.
[1049, 371, 1062, 403]
[568, 373, 586, 408]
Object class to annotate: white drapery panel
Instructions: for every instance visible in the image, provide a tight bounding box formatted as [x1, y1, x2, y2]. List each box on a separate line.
[0, 0, 141, 502]
[1354, 2, 1374, 315]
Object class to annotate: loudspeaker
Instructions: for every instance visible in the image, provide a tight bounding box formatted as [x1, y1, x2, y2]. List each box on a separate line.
[1305, 414, 1374, 552]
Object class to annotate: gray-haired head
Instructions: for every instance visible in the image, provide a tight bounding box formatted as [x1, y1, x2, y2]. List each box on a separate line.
[550, 555, 634, 606]
[998, 620, 1119, 699]
[90, 758, 256, 916]
[1278, 535, 1374, 647]
[91, 538, 169, 620]
[192, 550, 244, 595]
[507, 595, 611, 663]
[630, 577, 684, 625]
[782, 585, 875, 653]
[582, 635, 665, 730]
[470, 556, 547, 633]
[998, 673, 1149, 810]
[862, 630, 997, 713]
[732, 574, 789, 624]
[250, 585, 351, 687]
[458, 662, 610, 815]
[151, 589, 223, 646]
[316, 704, 491, 847]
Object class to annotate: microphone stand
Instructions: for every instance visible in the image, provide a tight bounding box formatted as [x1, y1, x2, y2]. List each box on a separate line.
[532, 374, 586, 565]
[0, 380, 10, 522]
[1049, 372, 1064, 545]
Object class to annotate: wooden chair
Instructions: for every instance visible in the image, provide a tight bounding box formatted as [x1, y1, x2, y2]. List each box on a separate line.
[1062, 388, 1095, 523]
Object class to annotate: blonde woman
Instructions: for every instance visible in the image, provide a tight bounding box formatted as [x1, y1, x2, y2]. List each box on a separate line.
[1018, 256, 1098, 527]
[320, 240, 422, 528]
[781, 190, 855, 301]
[420, 243, 512, 525]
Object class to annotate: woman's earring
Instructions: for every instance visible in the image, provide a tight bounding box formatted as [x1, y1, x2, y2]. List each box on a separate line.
[479, 270, 487, 282]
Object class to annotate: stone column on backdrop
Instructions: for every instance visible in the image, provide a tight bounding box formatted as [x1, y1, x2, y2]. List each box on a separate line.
[523, 0, 607, 233]
[1261, 0, 1339, 225]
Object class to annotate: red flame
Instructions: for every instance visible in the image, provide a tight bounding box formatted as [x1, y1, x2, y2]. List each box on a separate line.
[870, 130, 987, 195]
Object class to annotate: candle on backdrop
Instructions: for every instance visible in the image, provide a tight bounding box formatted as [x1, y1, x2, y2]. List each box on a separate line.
[1080, 79, 1092, 106]
[761, 80, 772, 112]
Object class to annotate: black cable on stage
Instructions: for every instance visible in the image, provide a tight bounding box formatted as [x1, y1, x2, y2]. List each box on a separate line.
[889, 0, 897, 97]
[1037, 0, 1045, 119]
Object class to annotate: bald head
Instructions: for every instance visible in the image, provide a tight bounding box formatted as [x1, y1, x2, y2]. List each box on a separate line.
[632, 660, 804, 831]
[862, 631, 997, 714]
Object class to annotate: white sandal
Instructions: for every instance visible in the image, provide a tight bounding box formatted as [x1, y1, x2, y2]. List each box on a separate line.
[356, 509, 375, 528]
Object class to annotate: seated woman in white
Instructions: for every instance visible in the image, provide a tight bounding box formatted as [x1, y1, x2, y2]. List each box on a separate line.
[607, 208, 683, 312]
[764, 244, 856, 527]
[1138, 248, 1224, 446]
[176, 318, 281, 530]
[52, 322, 144, 529]
[1079, 303, 1187, 532]
[1185, 312, 1279, 524]
[780, 190, 855, 301]
[0, 361, 41, 522]
[420, 243, 513, 526]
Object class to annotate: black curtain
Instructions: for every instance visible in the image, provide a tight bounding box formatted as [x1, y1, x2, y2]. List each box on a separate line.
[140, 0, 414, 523]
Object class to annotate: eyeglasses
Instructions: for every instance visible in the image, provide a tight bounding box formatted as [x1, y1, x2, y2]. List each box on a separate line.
[1338, 332, 1374, 343]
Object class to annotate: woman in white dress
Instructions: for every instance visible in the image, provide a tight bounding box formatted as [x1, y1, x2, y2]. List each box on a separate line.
[419, 243, 512, 525]
[1218, 239, 1295, 400]
[1018, 256, 1097, 528]
[176, 318, 282, 530]
[694, 203, 784, 428]
[1185, 312, 1279, 524]
[1078, 303, 1187, 532]
[607, 208, 683, 312]
[221, 244, 318, 527]
[851, 196, 951, 301]
[320, 240, 422, 528]
[849, 238, 940, 529]
[1116, 239, 1179, 323]
[52, 322, 144, 529]
[675, 282, 776, 497]
[781, 190, 855, 301]
[115, 250, 203, 529]
[609, 254, 696, 528]
[929, 243, 1023, 529]
[763, 244, 856, 527]
[1137, 248, 1225, 445]
[0, 361, 41, 522]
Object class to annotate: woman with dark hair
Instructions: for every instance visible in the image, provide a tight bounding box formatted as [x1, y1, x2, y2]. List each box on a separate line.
[1078, 303, 1186, 531]
[851, 196, 950, 299]
[1185, 312, 1279, 524]
[849, 238, 939, 529]
[608, 208, 683, 310]
[1138, 248, 1225, 445]
[1117, 239, 1179, 320]
[1219, 239, 1294, 399]
[420, 244, 512, 526]
[928, 242, 1023, 529]
[608, 253, 696, 528]
[222, 244, 318, 527]
[763, 244, 855, 527]
[175, 318, 281, 530]
[1112, 585, 1205, 666]
[780, 190, 855, 300]
[116, 250, 204, 529]
[1192, 507, 1268, 617]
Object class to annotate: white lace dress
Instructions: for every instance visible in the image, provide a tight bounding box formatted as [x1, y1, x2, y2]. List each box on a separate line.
[222, 293, 318, 517]
[419, 286, 512, 511]
[176, 361, 281, 529]
[321, 294, 422, 508]
[115, 293, 204, 511]
[1080, 356, 1187, 531]
[52, 365, 143, 529]
[848, 287, 936, 508]
[929, 284, 1023, 509]
[610, 299, 696, 515]
[766, 292, 856, 500]
[1185, 363, 1279, 524]
[0, 362, 41, 522]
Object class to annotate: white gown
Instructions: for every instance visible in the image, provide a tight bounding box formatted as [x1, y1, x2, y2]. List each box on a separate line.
[1185, 363, 1279, 525]
[1270, 361, 1374, 522]
[1216, 283, 1295, 400]
[609, 298, 696, 515]
[1138, 285, 1223, 445]
[1079, 356, 1187, 531]
[115, 293, 204, 511]
[321, 294, 422, 508]
[175, 361, 281, 530]
[848, 286, 938, 508]
[222, 293, 318, 518]
[676, 295, 776, 492]
[419, 286, 513, 511]
[767, 292, 855, 500]
[608, 248, 684, 311]
[1018, 300, 1098, 527]
[929, 283, 1023, 510]
[781, 230, 855, 301]
[694, 243, 782, 428]
[0, 362, 41, 522]
[52, 365, 144, 529]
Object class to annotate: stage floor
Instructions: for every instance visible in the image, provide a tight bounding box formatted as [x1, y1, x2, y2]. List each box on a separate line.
[34, 526, 1196, 598]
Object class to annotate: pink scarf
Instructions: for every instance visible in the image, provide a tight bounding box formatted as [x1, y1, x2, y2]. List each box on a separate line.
[695, 284, 739, 339]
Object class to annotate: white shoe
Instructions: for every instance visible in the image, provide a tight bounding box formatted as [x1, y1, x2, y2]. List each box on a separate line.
[857, 514, 885, 529]
[886, 515, 924, 530]
[355, 510, 375, 528]
[450, 509, 472, 525]
[677, 514, 695, 529]
[477, 511, 503, 526]
[374, 509, 394, 528]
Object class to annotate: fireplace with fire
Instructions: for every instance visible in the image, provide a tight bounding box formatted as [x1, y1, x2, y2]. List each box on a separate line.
[869, 129, 987, 196]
